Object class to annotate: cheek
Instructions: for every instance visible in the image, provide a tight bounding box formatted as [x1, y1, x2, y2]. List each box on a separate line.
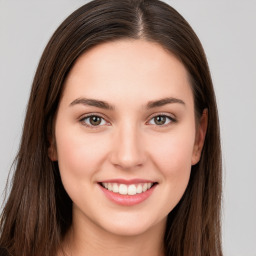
[149, 131, 195, 175]
[55, 128, 113, 209]
[146, 128, 195, 206]
[147, 134, 195, 214]
[55, 127, 110, 182]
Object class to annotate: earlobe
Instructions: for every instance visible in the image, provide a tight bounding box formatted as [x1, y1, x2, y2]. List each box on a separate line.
[191, 109, 208, 165]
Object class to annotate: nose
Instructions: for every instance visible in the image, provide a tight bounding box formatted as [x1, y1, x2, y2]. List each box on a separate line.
[109, 123, 146, 170]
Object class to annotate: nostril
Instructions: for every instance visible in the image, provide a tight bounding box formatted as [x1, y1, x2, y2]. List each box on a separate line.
[109, 132, 146, 169]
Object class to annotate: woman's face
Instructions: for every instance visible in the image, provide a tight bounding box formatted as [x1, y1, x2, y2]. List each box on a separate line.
[51, 39, 206, 237]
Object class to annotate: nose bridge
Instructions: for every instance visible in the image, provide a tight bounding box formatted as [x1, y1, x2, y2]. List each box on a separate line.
[110, 120, 145, 169]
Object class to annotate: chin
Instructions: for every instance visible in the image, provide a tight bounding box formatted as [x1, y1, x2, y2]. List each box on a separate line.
[99, 213, 166, 237]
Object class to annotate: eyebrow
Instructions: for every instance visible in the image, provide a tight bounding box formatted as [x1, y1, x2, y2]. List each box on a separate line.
[69, 97, 185, 110]
[70, 98, 114, 110]
[146, 97, 185, 109]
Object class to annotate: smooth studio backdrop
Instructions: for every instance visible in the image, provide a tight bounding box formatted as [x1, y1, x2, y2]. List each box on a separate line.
[0, 1, 255, 255]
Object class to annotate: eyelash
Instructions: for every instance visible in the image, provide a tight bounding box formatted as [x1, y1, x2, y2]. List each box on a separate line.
[146, 113, 176, 127]
[79, 113, 176, 129]
[79, 114, 109, 129]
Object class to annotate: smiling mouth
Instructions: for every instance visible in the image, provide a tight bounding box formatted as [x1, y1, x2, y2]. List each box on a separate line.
[99, 182, 158, 196]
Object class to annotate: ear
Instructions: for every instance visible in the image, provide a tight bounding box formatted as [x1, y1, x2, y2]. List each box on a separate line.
[191, 109, 208, 165]
[48, 136, 58, 161]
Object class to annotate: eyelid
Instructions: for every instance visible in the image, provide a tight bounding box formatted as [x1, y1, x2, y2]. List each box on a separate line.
[78, 112, 176, 129]
[79, 113, 111, 128]
[146, 112, 177, 126]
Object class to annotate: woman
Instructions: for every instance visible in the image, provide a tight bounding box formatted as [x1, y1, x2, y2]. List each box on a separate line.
[0, 0, 222, 255]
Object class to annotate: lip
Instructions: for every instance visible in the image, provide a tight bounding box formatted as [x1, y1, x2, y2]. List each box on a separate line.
[98, 178, 155, 185]
[98, 180, 157, 206]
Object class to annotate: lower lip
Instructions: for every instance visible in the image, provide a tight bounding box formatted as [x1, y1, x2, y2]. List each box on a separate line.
[98, 184, 156, 206]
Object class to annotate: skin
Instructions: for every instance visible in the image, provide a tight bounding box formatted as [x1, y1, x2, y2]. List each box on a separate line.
[50, 39, 207, 256]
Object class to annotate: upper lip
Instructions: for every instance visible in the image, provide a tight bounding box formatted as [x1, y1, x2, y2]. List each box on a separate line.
[98, 179, 157, 185]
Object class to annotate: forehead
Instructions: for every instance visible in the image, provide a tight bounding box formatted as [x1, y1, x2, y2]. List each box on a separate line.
[62, 39, 193, 108]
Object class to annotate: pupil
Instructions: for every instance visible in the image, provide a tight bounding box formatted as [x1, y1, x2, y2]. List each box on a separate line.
[90, 116, 101, 126]
[155, 116, 166, 125]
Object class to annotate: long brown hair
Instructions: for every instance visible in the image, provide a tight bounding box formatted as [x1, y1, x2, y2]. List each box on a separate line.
[0, 0, 222, 255]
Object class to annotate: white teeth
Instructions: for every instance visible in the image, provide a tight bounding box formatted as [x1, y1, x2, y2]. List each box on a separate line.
[119, 184, 128, 195]
[107, 183, 113, 191]
[101, 182, 154, 195]
[142, 183, 148, 192]
[112, 183, 119, 193]
[128, 184, 136, 195]
[136, 184, 143, 194]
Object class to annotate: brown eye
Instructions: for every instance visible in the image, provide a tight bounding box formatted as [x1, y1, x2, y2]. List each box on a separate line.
[89, 116, 102, 126]
[154, 116, 167, 125]
[148, 115, 174, 126]
[81, 115, 107, 127]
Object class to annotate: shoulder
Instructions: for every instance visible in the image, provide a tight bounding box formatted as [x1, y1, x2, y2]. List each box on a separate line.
[0, 248, 10, 256]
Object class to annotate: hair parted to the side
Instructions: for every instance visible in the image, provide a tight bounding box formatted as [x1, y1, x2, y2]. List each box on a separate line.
[0, 0, 222, 255]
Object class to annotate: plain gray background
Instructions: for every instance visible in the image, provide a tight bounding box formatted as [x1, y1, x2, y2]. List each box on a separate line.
[0, 1, 256, 255]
